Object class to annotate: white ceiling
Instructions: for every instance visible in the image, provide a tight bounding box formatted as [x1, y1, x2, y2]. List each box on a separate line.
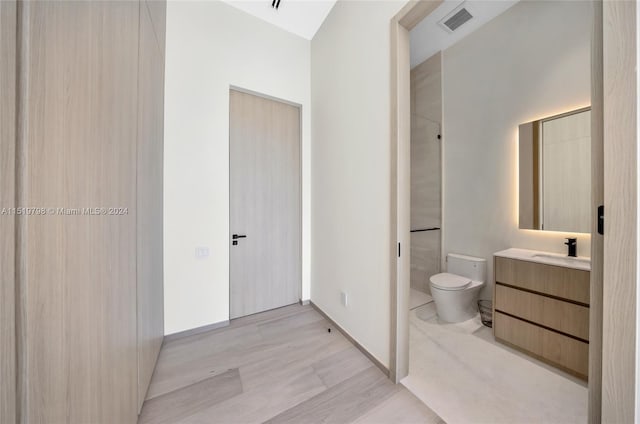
[221, 0, 337, 40]
[410, 0, 518, 68]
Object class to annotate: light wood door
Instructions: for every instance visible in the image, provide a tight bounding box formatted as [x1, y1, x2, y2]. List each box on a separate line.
[229, 89, 301, 319]
[16, 2, 140, 422]
[602, 1, 637, 421]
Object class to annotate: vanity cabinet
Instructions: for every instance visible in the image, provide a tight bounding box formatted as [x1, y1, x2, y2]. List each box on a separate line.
[493, 253, 590, 380]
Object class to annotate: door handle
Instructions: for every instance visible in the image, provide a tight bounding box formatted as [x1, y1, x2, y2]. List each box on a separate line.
[597, 205, 604, 235]
[232, 234, 247, 240]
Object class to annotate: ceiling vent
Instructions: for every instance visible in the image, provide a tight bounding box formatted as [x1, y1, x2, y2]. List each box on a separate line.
[439, 3, 473, 33]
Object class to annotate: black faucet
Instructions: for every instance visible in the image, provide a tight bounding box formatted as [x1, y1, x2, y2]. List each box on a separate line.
[565, 238, 577, 257]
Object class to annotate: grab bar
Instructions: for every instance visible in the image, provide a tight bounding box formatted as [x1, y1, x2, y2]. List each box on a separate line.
[410, 227, 440, 233]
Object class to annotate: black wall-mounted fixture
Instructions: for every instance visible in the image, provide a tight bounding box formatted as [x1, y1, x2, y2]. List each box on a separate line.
[598, 205, 604, 235]
[410, 227, 441, 233]
[271, 0, 281, 10]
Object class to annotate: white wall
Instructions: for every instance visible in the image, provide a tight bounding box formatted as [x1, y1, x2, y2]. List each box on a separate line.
[441, 0, 592, 299]
[311, 0, 406, 368]
[164, 1, 311, 335]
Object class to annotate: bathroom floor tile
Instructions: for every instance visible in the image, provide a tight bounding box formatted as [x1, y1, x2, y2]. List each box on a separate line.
[410, 288, 433, 310]
[402, 308, 587, 424]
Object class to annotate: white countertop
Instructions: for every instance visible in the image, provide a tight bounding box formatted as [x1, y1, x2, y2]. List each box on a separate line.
[494, 248, 591, 271]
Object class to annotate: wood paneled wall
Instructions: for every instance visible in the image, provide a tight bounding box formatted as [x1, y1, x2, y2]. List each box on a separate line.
[409, 53, 442, 294]
[16, 2, 140, 421]
[137, 0, 166, 412]
[12, 1, 165, 422]
[0, 1, 17, 422]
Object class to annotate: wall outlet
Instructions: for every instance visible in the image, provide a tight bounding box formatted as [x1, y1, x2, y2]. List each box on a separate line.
[340, 291, 348, 307]
[195, 247, 209, 259]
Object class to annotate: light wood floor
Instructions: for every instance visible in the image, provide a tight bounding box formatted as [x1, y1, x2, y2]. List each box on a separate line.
[139, 304, 444, 423]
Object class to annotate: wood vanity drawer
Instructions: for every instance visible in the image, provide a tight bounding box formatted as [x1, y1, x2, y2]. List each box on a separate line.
[494, 312, 589, 379]
[495, 256, 590, 305]
[495, 284, 589, 340]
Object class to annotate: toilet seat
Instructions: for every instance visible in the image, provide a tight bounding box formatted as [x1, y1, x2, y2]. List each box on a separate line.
[430, 272, 472, 291]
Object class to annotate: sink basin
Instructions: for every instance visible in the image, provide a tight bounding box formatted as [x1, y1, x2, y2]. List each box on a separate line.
[494, 248, 591, 271]
[532, 253, 591, 263]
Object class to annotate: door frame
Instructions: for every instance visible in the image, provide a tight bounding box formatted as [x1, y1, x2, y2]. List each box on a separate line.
[228, 86, 303, 319]
[388, 0, 442, 385]
[0, 1, 16, 422]
[588, 1, 603, 421]
[388, 1, 621, 422]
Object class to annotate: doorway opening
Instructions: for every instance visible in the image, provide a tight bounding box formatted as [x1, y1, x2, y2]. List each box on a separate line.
[389, 1, 605, 422]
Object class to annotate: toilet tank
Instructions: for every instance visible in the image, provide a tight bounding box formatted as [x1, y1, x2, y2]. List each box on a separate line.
[446, 253, 486, 282]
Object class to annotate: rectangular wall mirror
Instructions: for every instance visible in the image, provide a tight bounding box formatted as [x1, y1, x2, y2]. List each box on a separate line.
[519, 107, 591, 233]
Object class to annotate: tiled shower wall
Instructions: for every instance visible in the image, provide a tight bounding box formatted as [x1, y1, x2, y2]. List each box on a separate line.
[410, 52, 442, 293]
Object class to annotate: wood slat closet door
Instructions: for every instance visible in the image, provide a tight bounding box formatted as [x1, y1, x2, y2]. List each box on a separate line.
[17, 2, 139, 422]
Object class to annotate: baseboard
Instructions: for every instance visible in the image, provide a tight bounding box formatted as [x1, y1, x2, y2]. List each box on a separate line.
[299, 299, 310, 306]
[309, 301, 390, 378]
[163, 319, 230, 343]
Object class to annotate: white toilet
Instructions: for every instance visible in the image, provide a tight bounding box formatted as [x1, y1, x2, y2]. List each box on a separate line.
[429, 253, 486, 323]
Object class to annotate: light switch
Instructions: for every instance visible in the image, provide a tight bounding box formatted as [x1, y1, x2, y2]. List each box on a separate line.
[195, 247, 209, 259]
